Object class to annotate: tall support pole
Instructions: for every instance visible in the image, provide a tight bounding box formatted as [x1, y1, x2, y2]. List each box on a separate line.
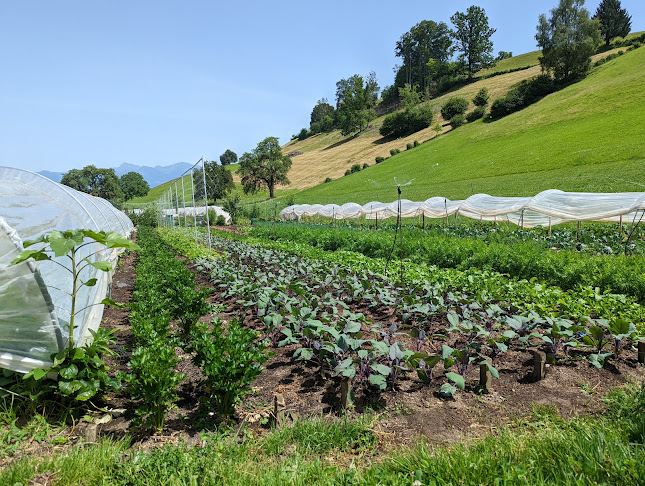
[375, 211, 378, 230]
[619, 215, 623, 236]
[201, 157, 212, 255]
[445, 198, 449, 227]
[422, 212, 425, 229]
[174, 182, 180, 227]
[549, 217, 552, 237]
[190, 170, 198, 241]
[181, 175, 187, 228]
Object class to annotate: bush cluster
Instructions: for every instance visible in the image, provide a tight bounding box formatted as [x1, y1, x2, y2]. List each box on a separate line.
[440, 97, 469, 120]
[489, 74, 555, 119]
[379, 106, 433, 139]
[466, 106, 487, 122]
[449, 114, 466, 128]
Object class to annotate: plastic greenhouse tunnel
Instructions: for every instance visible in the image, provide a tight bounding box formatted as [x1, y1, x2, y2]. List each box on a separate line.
[0, 167, 135, 373]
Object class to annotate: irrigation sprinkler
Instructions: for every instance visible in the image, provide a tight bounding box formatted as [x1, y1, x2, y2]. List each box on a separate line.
[385, 178, 413, 284]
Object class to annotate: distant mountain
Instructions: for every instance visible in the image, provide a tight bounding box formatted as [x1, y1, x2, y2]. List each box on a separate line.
[38, 170, 63, 183]
[38, 162, 193, 188]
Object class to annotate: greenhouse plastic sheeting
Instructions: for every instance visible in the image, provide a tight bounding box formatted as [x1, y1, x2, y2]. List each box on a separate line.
[0, 167, 134, 373]
[280, 190, 645, 227]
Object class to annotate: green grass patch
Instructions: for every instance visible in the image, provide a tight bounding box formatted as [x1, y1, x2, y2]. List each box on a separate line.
[3, 385, 645, 485]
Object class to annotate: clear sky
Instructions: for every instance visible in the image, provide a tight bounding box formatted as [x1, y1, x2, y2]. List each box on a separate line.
[1, 1, 642, 173]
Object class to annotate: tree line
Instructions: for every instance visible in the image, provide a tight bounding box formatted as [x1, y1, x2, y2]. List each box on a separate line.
[296, 0, 632, 140]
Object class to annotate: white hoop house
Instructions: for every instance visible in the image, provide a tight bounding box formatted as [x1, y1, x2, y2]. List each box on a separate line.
[0, 167, 134, 373]
[281, 190, 645, 228]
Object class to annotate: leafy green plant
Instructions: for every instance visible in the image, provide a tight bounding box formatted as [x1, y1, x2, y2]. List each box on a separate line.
[189, 318, 270, 418]
[12, 229, 137, 352]
[17, 328, 121, 403]
[123, 335, 185, 431]
[9, 229, 136, 404]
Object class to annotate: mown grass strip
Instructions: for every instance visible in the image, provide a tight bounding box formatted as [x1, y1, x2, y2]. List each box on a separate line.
[2, 385, 644, 485]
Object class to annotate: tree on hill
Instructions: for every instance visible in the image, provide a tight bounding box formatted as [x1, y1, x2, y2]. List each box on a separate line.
[239, 137, 292, 199]
[61, 165, 123, 202]
[395, 20, 453, 91]
[536, 0, 601, 82]
[309, 98, 336, 134]
[335, 72, 379, 136]
[219, 149, 238, 166]
[193, 161, 235, 202]
[120, 171, 149, 201]
[593, 0, 631, 46]
[450, 6, 497, 77]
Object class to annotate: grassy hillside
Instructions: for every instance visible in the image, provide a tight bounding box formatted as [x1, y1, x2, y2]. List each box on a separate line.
[271, 48, 627, 196]
[135, 39, 642, 208]
[293, 46, 645, 204]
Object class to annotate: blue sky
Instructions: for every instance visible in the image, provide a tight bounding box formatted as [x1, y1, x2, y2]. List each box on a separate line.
[1, 1, 642, 173]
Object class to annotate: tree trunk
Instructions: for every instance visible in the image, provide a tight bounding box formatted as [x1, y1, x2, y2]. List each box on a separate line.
[269, 185, 274, 199]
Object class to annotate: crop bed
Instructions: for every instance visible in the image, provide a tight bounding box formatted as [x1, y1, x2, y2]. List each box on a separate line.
[150, 228, 645, 443]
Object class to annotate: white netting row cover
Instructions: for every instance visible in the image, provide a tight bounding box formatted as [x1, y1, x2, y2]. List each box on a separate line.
[280, 190, 645, 228]
[0, 167, 135, 373]
[162, 206, 231, 224]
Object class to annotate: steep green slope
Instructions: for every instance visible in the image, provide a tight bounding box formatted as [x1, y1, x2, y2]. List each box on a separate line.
[295, 47, 645, 204]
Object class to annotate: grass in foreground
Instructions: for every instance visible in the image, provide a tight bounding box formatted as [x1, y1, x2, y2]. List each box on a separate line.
[2, 385, 645, 485]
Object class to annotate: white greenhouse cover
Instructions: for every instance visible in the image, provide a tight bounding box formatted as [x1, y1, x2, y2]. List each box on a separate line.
[0, 167, 135, 373]
[280, 190, 645, 228]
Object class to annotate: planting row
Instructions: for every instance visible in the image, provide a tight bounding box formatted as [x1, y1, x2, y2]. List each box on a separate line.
[177, 232, 644, 402]
[125, 227, 270, 429]
[249, 222, 645, 302]
[189, 227, 645, 333]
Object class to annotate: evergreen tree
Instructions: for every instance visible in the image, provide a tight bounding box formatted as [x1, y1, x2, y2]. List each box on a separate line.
[594, 0, 631, 46]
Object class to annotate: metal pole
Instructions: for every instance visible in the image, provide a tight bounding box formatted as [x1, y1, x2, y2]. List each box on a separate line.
[190, 170, 198, 241]
[181, 175, 187, 228]
[174, 182, 180, 227]
[202, 157, 212, 255]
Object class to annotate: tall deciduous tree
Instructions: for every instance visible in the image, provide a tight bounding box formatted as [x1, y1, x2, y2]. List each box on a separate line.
[335, 72, 379, 136]
[219, 149, 238, 166]
[594, 0, 631, 46]
[61, 165, 123, 202]
[193, 161, 235, 202]
[536, 0, 601, 82]
[239, 137, 292, 199]
[450, 6, 497, 77]
[120, 171, 149, 201]
[395, 20, 453, 90]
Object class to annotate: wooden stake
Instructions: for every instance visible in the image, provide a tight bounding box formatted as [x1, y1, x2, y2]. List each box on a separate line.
[549, 217, 552, 237]
[531, 350, 546, 381]
[273, 392, 286, 426]
[619, 215, 623, 236]
[422, 213, 425, 229]
[638, 341, 645, 364]
[479, 358, 493, 391]
[340, 377, 351, 409]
